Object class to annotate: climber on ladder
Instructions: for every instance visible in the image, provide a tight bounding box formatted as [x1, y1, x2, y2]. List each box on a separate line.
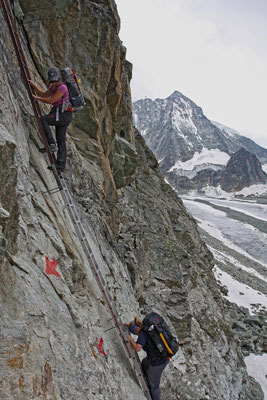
[29, 67, 73, 173]
[128, 316, 170, 400]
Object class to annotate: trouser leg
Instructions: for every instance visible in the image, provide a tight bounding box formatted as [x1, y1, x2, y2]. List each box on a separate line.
[146, 360, 169, 400]
[55, 125, 67, 167]
[142, 357, 149, 379]
[40, 111, 72, 168]
[40, 113, 56, 145]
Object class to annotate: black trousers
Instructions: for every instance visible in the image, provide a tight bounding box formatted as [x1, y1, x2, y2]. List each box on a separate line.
[142, 357, 169, 400]
[40, 110, 72, 167]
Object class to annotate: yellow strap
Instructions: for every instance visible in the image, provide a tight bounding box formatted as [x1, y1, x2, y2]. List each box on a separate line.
[160, 333, 174, 355]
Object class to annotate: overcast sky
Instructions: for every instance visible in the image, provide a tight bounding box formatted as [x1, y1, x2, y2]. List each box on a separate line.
[115, 0, 267, 147]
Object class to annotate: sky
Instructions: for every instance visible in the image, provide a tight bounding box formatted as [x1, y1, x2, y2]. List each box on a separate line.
[115, 0, 267, 147]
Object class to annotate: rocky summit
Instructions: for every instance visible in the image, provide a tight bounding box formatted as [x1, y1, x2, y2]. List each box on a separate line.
[133, 91, 267, 194]
[220, 148, 267, 192]
[0, 1, 264, 400]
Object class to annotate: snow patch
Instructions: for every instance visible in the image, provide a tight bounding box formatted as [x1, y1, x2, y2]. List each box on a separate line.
[169, 148, 230, 172]
[133, 112, 138, 126]
[236, 184, 267, 197]
[173, 163, 223, 179]
[213, 266, 267, 315]
[140, 128, 148, 136]
[185, 183, 267, 199]
[211, 120, 241, 138]
[204, 198, 267, 223]
[245, 354, 267, 399]
[183, 200, 267, 269]
[210, 246, 267, 284]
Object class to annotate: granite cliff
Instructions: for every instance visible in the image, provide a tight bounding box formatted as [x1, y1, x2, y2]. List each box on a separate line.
[0, 1, 264, 399]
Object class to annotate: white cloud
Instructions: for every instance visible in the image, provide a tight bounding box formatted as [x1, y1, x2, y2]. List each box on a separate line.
[116, 0, 267, 147]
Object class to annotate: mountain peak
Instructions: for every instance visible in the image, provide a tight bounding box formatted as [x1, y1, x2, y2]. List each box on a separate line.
[133, 91, 267, 194]
[167, 90, 198, 107]
[168, 90, 183, 99]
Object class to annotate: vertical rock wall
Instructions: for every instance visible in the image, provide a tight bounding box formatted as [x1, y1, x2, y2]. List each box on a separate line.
[0, 1, 263, 399]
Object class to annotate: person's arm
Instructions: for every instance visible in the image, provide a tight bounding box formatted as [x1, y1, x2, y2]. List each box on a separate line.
[128, 335, 142, 352]
[33, 89, 64, 105]
[28, 80, 50, 97]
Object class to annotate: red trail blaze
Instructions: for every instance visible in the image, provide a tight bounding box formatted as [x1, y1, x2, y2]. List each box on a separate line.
[97, 337, 107, 356]
[45, 256, 61, 278]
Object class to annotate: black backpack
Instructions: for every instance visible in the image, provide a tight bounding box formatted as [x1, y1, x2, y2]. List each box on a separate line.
[142, 312, 179, 359]
[60, 67, 86, 110]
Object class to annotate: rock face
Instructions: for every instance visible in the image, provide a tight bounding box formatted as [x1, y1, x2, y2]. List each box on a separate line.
[220, 148, 267, 192]
[133, 92, 267, 194]
[0, 1, 264, 400]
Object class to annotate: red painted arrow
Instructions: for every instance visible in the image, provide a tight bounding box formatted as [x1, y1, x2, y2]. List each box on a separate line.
[97, 337, 107, 356]
[45, 256, 61, 278]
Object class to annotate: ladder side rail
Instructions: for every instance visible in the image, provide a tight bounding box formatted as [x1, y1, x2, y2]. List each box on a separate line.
[87, 256, 133, 356]
[60, 186, 124, 318]
[80, 239, 151, 398]
[61, 184, 151, 398]
[127, 352, 151, 399]
[129, 352, 151, 399]
[1, 0, 55, 164]
[2, 0, 42, 115]
[61, 185, 138, 358]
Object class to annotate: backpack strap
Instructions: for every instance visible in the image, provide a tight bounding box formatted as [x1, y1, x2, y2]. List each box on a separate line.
[56, 106, 59, 122]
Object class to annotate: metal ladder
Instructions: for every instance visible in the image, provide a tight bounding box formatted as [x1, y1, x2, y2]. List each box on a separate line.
[60, 178, 151, 398]
[1, 0, 151, 398]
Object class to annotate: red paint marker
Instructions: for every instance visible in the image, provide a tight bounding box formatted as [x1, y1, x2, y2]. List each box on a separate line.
[45, 256, 61, 278]
[97, 337, 107, 356]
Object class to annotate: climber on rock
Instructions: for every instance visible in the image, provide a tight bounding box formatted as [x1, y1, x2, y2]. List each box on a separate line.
[128, 316, 169, 400]
[29, 67, 73, 172]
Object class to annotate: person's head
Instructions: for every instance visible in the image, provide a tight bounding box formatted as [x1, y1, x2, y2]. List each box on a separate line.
[129, 316, 142, 335]
[48, 67, 60, 84]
